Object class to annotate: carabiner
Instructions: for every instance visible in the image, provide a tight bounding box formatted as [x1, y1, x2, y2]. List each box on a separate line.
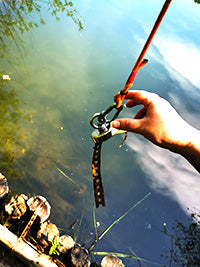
[90, 104, 122, 131]
[90, 103, 123, 143]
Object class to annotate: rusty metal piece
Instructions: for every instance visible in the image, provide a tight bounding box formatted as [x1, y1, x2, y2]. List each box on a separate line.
[92, 142, 105, 208]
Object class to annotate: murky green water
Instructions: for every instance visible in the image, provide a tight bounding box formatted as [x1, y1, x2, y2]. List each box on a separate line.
[1, 0, 200, 265]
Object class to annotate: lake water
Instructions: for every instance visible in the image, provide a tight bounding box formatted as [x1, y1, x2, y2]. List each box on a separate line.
[1, 0, 200, 266]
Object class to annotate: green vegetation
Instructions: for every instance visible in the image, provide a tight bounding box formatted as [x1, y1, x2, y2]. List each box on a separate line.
[89, 193, 153, 266]
[194, 0, 200, 4]
[160, 211, 200, 266]
[49, 238, 62, 256]
[0, 0, 83, 62]
[170, 211, 200, 266]
[0, 75, 29, 178]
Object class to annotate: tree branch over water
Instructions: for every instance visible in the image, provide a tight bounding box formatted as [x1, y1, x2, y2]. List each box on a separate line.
[0, 0, 83, 61]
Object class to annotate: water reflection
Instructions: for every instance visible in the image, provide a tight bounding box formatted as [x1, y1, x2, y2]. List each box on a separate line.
[0, 75, 29, 178]
[0, 0, 83, 63]
[0, 0, 88, 239]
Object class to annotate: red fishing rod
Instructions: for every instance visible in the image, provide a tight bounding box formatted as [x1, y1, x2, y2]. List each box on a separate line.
[90, 0, 172, 208]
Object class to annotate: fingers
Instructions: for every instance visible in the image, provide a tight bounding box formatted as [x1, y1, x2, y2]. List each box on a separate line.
[134, 106, 146, 119]
[124, 90, 159, 107]
[111, 118, 144, 133]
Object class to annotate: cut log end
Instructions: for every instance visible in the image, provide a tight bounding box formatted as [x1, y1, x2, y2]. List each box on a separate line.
[27, 195, 51, 223]
[0, 173, 9, 200]
[5, 194, 28, 219]
[70, 246, 90, 267]
[100, 255, 124, 267]
[57, 235, 75, 254]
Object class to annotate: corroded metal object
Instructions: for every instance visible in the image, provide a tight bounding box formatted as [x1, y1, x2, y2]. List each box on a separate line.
[92, 142, 105, 208]
[90, 0, 172, 208]
[90, 104, 124, 208]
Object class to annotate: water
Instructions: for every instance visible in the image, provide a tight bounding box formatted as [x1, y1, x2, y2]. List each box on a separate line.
[1, 0, 200, 266]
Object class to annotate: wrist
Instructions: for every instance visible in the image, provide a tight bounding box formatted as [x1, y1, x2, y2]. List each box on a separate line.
[174, 126, 200, 172]
[165, 124, 200, 155]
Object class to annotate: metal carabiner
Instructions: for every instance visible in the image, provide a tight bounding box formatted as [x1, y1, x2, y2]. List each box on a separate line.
[90, 103, 123, 143]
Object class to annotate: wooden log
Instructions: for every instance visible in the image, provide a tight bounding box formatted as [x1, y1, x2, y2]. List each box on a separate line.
[27, 196, 51, 223]
[18, 196, 51, 243]
[37, 222, 59, 247]
[70, 246, 90, 267]
[0, 173, 9, 201]
[5, 194, 28, 219]
[57, 235, 75, 254]
[0, 224, 59, 267]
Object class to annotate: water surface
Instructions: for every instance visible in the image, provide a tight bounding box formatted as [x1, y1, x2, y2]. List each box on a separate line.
[1, 0, 200, 265]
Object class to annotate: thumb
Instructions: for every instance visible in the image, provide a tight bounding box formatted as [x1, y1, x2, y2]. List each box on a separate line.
[111, 118, 142, 133]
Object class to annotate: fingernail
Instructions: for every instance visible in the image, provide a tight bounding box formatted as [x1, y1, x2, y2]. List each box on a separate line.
[111, 121, 120, 128]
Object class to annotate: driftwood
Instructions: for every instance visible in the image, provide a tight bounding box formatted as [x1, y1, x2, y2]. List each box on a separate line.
[0, 224, 58, 267]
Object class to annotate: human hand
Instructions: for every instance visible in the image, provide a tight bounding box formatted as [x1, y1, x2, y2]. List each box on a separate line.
[111, 90, 193, 152]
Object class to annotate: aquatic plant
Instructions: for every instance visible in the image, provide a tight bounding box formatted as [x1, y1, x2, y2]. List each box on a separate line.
[88, 192, 159, 266]
[49, 238, 62, 256]
[89, 192, 151, 251]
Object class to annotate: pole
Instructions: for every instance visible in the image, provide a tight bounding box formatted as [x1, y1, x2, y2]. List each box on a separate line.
[114, 0, 172, 108]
